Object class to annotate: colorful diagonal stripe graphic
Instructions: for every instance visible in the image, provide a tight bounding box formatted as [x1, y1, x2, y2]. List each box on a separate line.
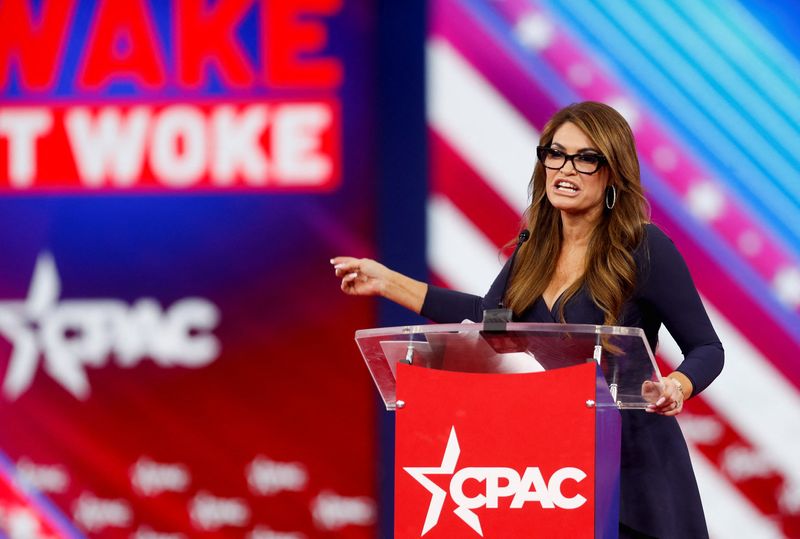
[427, 1, 800, 537]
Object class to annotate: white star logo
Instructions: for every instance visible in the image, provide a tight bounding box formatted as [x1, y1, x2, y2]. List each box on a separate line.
[0, 253, 221, 400]
[403, 426, 483, 536]
[0, 252, 66, 398]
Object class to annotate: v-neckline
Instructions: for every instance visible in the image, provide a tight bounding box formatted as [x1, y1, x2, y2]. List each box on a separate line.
[543, 288, 569, 314]
[535, 294, 561, 322]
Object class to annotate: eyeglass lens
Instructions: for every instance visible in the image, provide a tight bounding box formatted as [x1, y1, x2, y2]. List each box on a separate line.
[539, 148, 603, 174]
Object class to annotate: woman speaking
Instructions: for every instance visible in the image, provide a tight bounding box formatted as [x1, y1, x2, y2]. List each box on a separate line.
[332, 101, 724, 538]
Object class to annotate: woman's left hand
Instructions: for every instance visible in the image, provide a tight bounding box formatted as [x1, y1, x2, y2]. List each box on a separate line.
[642, 376, 685, 416]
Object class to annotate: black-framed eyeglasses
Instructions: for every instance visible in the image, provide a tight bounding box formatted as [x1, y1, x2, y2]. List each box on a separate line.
[536, 146, 607, 175]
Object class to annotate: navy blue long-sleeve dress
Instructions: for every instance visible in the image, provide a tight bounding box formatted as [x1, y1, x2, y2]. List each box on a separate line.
[420, 224, 724, 538]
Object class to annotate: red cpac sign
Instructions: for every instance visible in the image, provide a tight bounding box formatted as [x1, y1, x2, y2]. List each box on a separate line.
[0, 0, 344, 192]
[395, 363, 603, 538]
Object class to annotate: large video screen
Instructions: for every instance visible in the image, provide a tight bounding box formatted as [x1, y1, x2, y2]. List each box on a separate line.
[0, 2, 378, 537]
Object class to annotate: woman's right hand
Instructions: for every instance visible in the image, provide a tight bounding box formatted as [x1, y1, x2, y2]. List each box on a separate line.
[331, 256, 428, 313]
[331, 257, 390, 297]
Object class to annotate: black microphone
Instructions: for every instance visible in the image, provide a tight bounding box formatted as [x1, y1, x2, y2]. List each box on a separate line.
[482, 229, 530, 331]
[498, 229, 530, 309]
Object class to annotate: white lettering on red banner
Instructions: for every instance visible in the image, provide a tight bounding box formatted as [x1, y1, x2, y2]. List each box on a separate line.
[310, 490, 376, 531]
[130, 457, 191, 496]
[0, 102, 339, 192]
[0, 253, 221, 400]
[247, 526, 307, 539]
[131, 526, 187, 539]
[15, 458, 70, 494]
[247, 456, 308, 495]
[189, 492, 250, 531]
[72, 493, 132, 532]
[404, 426, 587, 537]
[0, 108, 52, 188]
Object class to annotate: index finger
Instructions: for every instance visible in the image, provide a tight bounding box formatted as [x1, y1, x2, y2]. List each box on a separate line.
[330, 256, 359, 268]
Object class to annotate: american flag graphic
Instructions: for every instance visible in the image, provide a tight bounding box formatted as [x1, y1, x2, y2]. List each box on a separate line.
[426, 1, 800, 537]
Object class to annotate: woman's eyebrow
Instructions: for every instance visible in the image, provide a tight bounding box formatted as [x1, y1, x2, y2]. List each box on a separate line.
[550, 142, 600, 153]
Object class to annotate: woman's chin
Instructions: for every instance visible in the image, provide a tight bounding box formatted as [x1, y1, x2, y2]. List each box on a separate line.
[552, 203, 604, 220]
[550, 200, 582, 212]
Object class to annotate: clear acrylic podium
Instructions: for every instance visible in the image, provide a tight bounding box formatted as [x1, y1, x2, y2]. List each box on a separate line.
[355, 322, 664, 538]
[356, 322, 663, 410]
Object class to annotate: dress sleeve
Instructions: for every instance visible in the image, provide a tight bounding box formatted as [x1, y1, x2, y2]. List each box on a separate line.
[420, 258, 512, 323]
[640, 225, 724, 395]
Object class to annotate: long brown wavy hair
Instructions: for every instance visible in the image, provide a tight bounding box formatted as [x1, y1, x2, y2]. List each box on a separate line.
[505, 101, 650, 324]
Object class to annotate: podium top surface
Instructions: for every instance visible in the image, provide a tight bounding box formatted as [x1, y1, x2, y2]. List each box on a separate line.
[355, 322, 662, 410]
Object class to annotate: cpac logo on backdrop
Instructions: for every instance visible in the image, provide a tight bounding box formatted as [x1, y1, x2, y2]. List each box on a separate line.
[0, 253, 220, 400]
[404, 427, 587, 537]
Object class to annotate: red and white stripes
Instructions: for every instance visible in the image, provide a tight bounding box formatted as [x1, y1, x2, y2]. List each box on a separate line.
[427, 27, 800, 538]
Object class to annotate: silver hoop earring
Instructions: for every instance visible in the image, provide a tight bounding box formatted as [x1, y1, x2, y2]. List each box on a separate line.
[605, 185, 617, 210]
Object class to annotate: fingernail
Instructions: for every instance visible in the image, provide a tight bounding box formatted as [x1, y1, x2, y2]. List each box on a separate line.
[330, 259, 335, 264]
[347, 272, 358, 279]
[656, 397, 665, 406]
[334, 264, 344, 270]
